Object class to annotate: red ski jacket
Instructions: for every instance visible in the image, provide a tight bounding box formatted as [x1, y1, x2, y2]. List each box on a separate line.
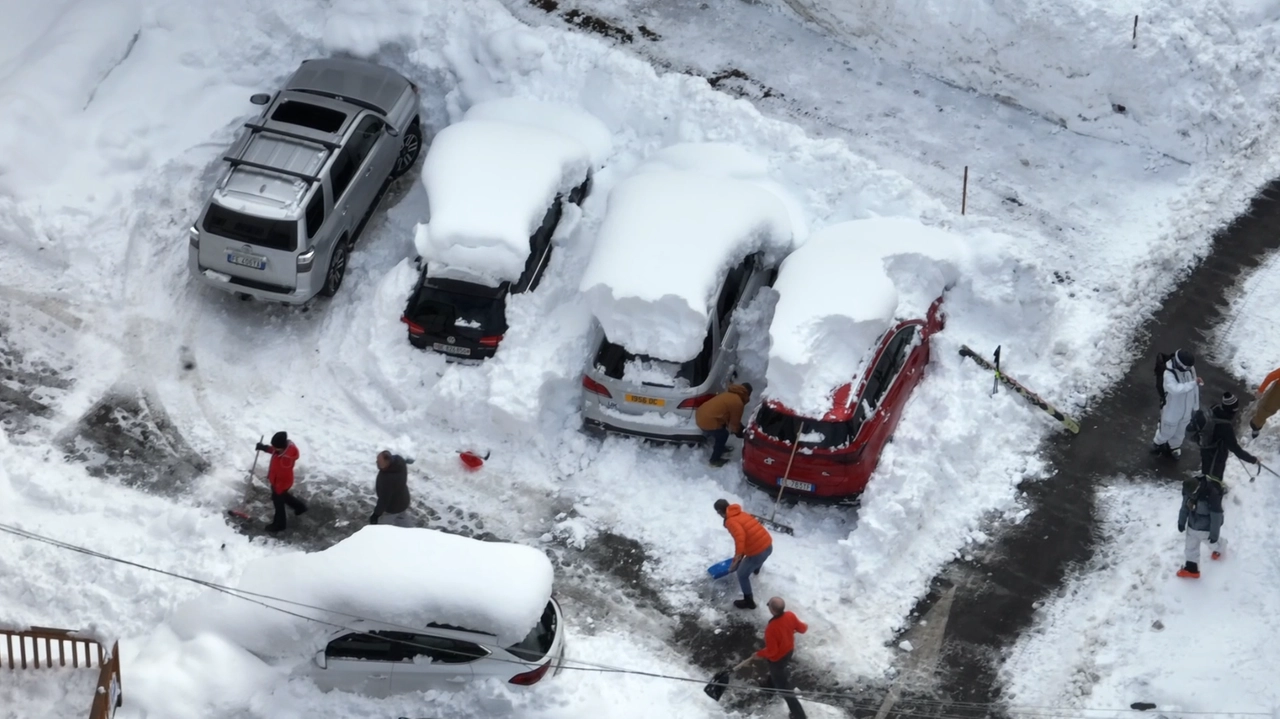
[267, 442, 299, 494]
[756, 611, 807, 662]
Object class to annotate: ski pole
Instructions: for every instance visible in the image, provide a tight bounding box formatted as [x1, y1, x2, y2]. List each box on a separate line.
[1259, 461, 1280, 479]
[1236, 455, 1260, 483]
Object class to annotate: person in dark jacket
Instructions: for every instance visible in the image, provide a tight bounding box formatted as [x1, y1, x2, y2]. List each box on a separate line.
[255, 431, 307, 533]
[1198, 393, 1258, 481]
[1177, 475, 1227, 579]
[735, 596, 808, 719]
[696, 383, 752, 467]
[370, 450, 412, 527]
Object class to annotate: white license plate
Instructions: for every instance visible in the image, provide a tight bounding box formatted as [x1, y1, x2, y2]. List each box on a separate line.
[227, 252, 266, 270]
[780, 478, 815, 492]
[433, 343, 471, 356]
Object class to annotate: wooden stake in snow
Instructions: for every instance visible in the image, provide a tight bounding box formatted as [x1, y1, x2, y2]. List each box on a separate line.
[961, 166, 969, 215]
[1133, 15, 1139, 49]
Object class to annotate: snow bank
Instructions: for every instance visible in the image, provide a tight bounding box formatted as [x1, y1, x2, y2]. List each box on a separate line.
[171, 527, 555, 653]
[777, 0, 1280, 162]
[579, 146, 794, 361]
[463, 96, 613, 166]
[414, 116, 592, 285]
[766, 217, 966, 417]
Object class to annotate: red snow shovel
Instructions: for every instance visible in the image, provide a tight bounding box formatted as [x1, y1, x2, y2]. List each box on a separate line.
[459, 450, 489, 471]
[227, 436, 263, 520]
[754, 423, 802, 536]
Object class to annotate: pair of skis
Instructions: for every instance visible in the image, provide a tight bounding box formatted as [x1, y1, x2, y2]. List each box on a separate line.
[959, 345, 1081, 434]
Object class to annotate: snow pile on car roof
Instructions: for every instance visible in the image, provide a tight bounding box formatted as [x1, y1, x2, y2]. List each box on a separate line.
[766, 217, 967, 418]
[169, 527, 555, 653]
[414, 99, 609, 286]
[579, 143, 796, 361]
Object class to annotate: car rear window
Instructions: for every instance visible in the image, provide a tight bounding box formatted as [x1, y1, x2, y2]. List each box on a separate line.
[406, 276, 509, 336]
[754, 404, 861, 450]
[593, 330, 713, 387]
[202, 204, 298, 251]
[270, 100, 347, 133]
[507, 601, 557, 662]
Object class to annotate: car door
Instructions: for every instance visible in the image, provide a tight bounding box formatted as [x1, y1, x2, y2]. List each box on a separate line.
[387, 631, 485, 693]
[862, 325, 920, 442]
[316, 632, 398, 697]
[345, 115, 391, 221]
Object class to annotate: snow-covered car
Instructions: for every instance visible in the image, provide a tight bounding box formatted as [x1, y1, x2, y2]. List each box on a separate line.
[401, 99, 610, 360]
[742, 218, 965, 501]
[170, 527, 567, 696]
[578, 147, 794, 442]
[188, 57, 422, 303]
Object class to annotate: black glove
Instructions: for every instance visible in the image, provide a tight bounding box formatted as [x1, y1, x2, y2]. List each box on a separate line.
[1177, 520, 1186, 533]
[369, 513, 380, 525]
[255, 442, 269, 453]
[734, 429, 745, 439]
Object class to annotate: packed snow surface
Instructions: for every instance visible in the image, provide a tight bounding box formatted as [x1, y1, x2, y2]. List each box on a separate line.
[414, 116, 592, 285]
[579, 161, 793, 361]
[171, 527, 555, 650]
[766, 217, 965, 417]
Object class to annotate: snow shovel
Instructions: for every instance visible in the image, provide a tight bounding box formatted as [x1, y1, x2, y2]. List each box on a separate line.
[703, 669, 732, 701]
[227, 435, 263, 520]
[707, 558, 734, 579]
[755, 422, 803, 536]
[459, 450, 490, 470]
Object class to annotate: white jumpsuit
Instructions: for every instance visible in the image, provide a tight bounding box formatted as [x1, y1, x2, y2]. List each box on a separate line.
[1154, 358, 1199, 449]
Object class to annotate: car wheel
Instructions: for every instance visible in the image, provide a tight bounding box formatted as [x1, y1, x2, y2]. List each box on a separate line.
[392, 122, 422, 178]
[319, 243, 348, 297]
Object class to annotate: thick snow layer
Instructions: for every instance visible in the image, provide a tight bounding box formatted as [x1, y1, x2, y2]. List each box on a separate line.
[776, 0, 1280, 162]
[766, 217, 966, 417]
[579, 165, 793, 360]
[463, 96, 614, 166]
[414, 117, 592, 285]
[171, 527, 554, 650]
[1217, 251, 1280, 381]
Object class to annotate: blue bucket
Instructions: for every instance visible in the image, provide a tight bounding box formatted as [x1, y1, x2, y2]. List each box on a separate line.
[707, 558, 734, 579]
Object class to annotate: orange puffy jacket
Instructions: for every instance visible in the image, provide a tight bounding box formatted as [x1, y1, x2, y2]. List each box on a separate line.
[696, 385, 751, 433]
[723, 504, 772, 557]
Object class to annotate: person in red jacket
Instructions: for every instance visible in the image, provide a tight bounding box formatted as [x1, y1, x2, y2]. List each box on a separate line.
[736, 596, 807, 719]
[255, 431, 307, 532]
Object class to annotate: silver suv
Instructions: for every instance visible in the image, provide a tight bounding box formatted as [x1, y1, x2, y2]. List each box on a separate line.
[188, 58, 422, 303]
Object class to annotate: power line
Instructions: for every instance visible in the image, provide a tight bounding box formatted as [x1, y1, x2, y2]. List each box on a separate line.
[0, 522, 1271, 719]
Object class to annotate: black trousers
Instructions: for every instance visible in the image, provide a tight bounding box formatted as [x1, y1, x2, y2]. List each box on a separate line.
[767, 652, 806, 719]
[269, 490, 307, 529]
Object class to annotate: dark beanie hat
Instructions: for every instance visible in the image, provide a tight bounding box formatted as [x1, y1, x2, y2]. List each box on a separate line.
[1176, 349, 1195, 368]
[714, 499, 729, 513]
[271, 431, 288, 449]
[1222, 392, 1238, 409]
[742, 382, 754, 395]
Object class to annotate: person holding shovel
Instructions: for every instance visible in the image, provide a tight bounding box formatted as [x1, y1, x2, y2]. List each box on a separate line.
[696, 383, 752, 467]
[735, 596, 808, 719]
[715, 498, 772, 609]
[255, 431, 307, 533]
[370, 450, 412, 527]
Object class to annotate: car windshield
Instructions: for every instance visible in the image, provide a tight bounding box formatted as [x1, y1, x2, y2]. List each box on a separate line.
[202, 204, 298, 251]
[506, 601, 557, 662]
[593, 330, 713, 387]
[754, 404, 861, 450]
[407, 276, 509, 336]
[270, 100, 347, 133]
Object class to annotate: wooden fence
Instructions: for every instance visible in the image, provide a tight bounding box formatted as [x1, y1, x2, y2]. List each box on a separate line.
[0, 626, 122, 719]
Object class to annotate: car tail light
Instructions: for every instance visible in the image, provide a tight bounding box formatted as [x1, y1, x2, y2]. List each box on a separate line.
[478, 335, 503, 347]
[582, 375, 612, 398]
[677, 393, 715, 409]
[296, 248, 316, 271]
[400, 315, 424, 335]
[509, 660, 552, 686]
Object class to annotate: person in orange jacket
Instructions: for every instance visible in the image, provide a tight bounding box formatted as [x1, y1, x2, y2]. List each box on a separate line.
[735, 596, 808, 719]
[696, 383, 752, 467]
[1248, 366, 1280, 438]
[715, 498, 773, 609]
[255, 431, 308, 532]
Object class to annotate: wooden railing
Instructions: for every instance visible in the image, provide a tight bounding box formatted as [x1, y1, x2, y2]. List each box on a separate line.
[0, 626, 122, 719]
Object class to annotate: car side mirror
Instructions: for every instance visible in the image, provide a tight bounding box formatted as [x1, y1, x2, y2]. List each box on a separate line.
[313, 651, 327, 669]
[249, 93, 271, 106]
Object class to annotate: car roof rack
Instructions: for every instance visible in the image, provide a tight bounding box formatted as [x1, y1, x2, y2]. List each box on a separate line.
[220, 155, 321, 184]
[242, 121, 341, 150]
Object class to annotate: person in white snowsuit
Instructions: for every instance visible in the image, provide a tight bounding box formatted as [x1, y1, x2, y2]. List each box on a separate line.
[1151, 349, 1202, 458]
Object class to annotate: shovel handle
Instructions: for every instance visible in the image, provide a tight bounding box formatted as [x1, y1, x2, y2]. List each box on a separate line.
[770, 423, 805, 522]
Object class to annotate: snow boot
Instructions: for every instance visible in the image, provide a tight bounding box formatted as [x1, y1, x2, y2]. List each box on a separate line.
[710, 457, 730, 468]
[733, 595, 756, 610]
[1250, 421, 1262, 439]
[1169, 446, 1181, 460]
[1149, 442, 1170, 456]
[1176, 561, 1200, 579]
[265, 522, 285, 533]
[1211, 539, 1226, 561]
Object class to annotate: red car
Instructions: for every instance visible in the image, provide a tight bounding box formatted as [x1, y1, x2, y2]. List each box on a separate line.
[742, 298, 944, 502]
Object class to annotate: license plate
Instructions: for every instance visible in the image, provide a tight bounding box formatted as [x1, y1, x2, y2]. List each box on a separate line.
[780, 479, 814, 492]
[625, 393, 665, 407]
[433, 343, 471, 356]
[227, 252, 266, 270]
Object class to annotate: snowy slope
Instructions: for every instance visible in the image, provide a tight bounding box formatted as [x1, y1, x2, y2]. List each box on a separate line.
[2, 0, 1280, 717]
